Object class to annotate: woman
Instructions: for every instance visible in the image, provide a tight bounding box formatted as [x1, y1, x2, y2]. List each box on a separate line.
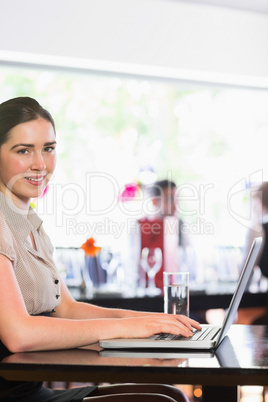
[0, 97, 201, 401]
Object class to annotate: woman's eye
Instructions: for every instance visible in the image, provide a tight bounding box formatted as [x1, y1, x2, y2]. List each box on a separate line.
[44, 146, 54, 153]
[17, 149, 28, 155]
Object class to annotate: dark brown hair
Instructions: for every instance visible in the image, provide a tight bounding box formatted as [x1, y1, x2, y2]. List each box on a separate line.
[0, 97, 55, 147]
[149, 179, 177, 198]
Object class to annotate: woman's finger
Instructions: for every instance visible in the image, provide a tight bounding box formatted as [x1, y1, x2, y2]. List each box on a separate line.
[175, 314, 202, 330]
[154, 315, 194, 337]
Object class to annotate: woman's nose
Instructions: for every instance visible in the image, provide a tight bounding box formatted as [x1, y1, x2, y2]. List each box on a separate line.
[31, 152, 46, 171]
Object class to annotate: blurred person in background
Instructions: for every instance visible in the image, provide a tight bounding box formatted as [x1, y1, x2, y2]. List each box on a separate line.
[148, 179, 192, 249]
[147, 179, 206, 322]
[240, 181, 268, 324]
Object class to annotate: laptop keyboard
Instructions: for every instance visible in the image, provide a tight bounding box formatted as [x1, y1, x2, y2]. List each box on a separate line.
[155, 326, 219, 341]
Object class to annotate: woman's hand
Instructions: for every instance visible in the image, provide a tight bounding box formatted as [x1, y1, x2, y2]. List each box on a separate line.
[102, 313, 202, 340]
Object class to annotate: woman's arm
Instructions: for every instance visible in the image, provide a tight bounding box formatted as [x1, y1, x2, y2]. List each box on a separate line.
[52, 279, 158, 319]
[54, 277, 200, 326]
[0, 255, 201, 354]
[51, 279, 134, 319]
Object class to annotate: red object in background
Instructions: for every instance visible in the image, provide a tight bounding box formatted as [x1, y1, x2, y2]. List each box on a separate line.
[138, 217, 165, 289]
[138, 217, 179, 290]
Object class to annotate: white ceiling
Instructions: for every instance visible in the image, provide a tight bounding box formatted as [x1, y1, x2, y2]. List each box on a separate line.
[175, 0, 268, 14]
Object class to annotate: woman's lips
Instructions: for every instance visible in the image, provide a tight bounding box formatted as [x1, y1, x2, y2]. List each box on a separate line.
[24, 176, 46, 186]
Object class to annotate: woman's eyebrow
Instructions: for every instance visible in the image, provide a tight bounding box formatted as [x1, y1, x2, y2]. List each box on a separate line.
[10, 143, 34, 150]
[10, 141, 57, 151]
[44, 141, 57, 146]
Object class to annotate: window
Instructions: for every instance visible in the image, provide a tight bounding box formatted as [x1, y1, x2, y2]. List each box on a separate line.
[1, 63, 268, 255]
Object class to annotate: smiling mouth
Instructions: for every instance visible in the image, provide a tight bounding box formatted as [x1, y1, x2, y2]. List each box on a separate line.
[25, 176, 45, 183]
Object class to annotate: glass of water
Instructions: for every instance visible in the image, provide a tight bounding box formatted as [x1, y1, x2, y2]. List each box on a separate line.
[163, 271, 189, 316]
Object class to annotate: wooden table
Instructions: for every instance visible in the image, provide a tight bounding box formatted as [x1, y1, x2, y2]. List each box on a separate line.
[1, 325, 267, 402]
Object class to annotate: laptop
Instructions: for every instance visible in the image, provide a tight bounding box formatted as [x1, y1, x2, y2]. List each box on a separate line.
[100, 348, 214, 360]
[100, 335, 238, 365]
[100, 237, 262, 351]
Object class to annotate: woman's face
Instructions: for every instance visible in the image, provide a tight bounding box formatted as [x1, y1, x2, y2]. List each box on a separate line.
[0, 118, 56, 209]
